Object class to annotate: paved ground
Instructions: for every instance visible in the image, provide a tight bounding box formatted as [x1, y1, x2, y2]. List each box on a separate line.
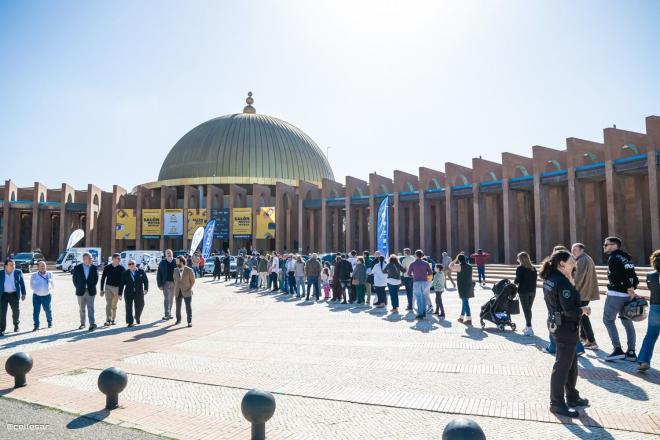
[0, 270, 658, 439]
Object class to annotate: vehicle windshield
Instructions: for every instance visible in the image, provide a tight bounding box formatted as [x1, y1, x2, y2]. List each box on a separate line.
[14, 253, 32, 259]
[56, 252, 66, 264]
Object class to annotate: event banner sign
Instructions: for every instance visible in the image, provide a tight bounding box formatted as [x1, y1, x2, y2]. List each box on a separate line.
[163, 209, 184, 237]
[115, 209, 136, 240]
[211, 208, 229, 239]
[187, 209, 208, 239]
[377, 196, 389, 258]
[255, 207, 276, 239]
[141, 209, 161, 239]
[232, 207, 252, 238]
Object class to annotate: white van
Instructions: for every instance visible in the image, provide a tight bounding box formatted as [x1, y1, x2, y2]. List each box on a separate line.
[119, 250, 162, 272]
[55, 247, 103, 272]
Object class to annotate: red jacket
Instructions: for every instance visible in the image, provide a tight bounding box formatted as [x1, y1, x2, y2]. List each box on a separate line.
[470, 252, 490, 267]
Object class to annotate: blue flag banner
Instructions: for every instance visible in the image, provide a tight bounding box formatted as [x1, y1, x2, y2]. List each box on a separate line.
[201, 219, 216, 259]
[377, 196, 389, 257]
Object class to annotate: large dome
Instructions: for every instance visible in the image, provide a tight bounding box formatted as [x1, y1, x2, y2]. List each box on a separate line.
[156, 93, 334, 187]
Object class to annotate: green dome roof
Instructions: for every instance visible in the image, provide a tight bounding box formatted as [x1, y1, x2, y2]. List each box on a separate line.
[157, 96, 334, 186]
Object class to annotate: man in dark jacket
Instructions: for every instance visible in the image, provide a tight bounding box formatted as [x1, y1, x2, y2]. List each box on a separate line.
[71, 253, 99, 331]
[222, 252, 231, 281]
[337, 255, 353, 304]
[0, 259, 27, 336]
[119, 259, 148, 327]
[602, 236, 639, 361]
[100, 253, 125, 326]
[157, 249, 176, 321]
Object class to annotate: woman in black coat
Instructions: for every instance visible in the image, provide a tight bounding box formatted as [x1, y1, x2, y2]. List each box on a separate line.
[515, 251, 538, 336]
[450, 254, 474, 324]
[213, 255, 222, 280]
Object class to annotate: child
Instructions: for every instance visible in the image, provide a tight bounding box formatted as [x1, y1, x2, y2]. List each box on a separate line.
[321, 267, 331, 300]
[431, 264, 446, 317]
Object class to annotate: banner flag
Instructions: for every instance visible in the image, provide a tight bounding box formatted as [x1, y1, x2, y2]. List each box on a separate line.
[201, 220, 216, 259]
[377, 196, 389, 258]
[66, 229, 84, 250]
[189, 227, 205, 255]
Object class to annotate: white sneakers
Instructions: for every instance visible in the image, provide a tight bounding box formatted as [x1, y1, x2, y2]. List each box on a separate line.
[522, 326, 534, 336]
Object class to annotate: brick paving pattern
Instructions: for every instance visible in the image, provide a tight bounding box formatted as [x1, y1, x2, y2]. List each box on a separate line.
[0, 271, 658, 439]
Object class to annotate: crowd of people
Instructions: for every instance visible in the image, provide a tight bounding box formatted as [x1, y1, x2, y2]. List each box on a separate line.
[0, 236, 658, 417]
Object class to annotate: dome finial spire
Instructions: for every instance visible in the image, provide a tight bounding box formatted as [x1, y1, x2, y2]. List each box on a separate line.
[243, 91, 256, 114]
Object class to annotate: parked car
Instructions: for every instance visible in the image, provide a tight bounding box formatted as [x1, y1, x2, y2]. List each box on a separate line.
[12, 252, 45, 273]
[202, 256, 236, 276]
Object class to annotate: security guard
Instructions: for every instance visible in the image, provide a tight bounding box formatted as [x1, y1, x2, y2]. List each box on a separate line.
[540, 249, 590, 418]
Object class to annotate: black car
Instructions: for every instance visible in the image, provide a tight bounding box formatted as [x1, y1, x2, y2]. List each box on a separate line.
[12, 252, 45, 273]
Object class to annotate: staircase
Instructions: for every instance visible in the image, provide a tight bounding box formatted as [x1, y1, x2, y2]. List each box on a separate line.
[480, 264, 653, 298]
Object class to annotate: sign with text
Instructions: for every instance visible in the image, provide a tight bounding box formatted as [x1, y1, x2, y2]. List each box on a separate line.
[187, 209, 207, 239]
[163, 209, 183, 237]
[211, 208, 229, 239]
[232, 207, 252, 238]
[141, 209, 161, 239]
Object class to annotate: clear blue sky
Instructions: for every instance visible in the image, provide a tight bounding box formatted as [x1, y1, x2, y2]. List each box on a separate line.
[1, 0, 659, 191]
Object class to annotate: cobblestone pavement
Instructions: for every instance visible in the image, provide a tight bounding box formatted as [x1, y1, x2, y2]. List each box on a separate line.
[0, 271, 658, 439]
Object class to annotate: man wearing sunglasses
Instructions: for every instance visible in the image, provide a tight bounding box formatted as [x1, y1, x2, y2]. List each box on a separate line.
[119, 259, 148, 327]
[602, 237, 639, 361]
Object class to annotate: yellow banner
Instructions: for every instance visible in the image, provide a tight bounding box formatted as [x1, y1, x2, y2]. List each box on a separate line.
[255, 207, 276, 239]
[232, 207, 252, 237]
[141, 209, 161, 238]
[115, 209, 136, 240]
[187, 209, 207, 239]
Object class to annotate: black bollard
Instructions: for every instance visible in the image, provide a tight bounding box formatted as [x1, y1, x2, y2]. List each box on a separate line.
[241, 389, 276, 440]
[442, 417, 486, 440]
[5, 352, 33, 388]
[97, 367, 128, 410]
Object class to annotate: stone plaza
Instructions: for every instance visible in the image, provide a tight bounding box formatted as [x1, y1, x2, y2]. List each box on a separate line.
[0, 272, 658, 439]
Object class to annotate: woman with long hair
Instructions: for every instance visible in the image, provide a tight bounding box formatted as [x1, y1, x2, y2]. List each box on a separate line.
[369, 255, 388, 308]
[384, 254, 405, 313]
[540, 249, 590, 417]
[638, 249, 660, 371]
[515, 251, 538, 336]
[450, 253, 474, 324]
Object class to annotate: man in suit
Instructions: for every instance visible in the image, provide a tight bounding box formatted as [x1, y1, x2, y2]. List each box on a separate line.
[71, 252, 99, 331]
[0, 258, 27, 337]
[173, 255, 195, 327]
[119, 259, 148, 327]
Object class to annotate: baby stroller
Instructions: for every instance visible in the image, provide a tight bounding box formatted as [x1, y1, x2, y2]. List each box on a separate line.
[480, 279, 519, 331]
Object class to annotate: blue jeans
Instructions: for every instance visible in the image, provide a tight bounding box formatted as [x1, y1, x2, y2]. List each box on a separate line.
[403, 277, 413, 308]
[296, 276, 305, 297]
[477, 266, 486, 283]
[306, 276, 320, 299]
[638, 304, 660, 365]
[413, 281, 428, 316]
[461, 298, 471, 317]
[33, 294, 53, 327]
[387, 284, 400, 309]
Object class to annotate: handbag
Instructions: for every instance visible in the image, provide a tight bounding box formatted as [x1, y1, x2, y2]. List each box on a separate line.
[508, 299, 520, 315]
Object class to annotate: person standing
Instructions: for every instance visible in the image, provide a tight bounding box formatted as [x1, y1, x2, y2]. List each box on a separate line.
[384, 254, 404, 313]
[407, 250, 433, 320]
[450, 254, 474, 324]
[0, 258, 26, 336]
[270, 252, 280, 291]
[515, 251, 538, 336]
[235, 253, 245, 284]
[222, 252, 231, 282]
[431, 264, 446, 317]
[370, 255, 388, 308]
[442, 252, 456, 289]
[571, 243, 600, 349]
[30, 261, 54, 331]
[305, 254, 322, 301]
[294, 256, 306, 298]
[100, 253, 125, 326]
[212, 254, 222, 281]
[337, 254, 354, 304]
[119, 259, 148, 327]
[400, 248, 414, 311]
[157, 249, 176, 321]
[72, 253, 99, 331]
[602, 237, 639, 361]
[192, 253, 201, 278]
[540, 249, 590, 418]
[352, 257, 367, 305]
[198, 254, 205, 278]
[470, 249, 491, 287]
[638, 249, 660, 372]
[173, 256, 195, 327]
[257, 255, 268, 289]
[286, 254, 297, 296]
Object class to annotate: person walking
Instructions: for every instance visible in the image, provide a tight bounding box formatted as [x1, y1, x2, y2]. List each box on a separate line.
[157, 249, 176, 321]
[450, 254, 474, 324]
[71, 253, 99, 331]
[571, 243, 600, 349]
[30, 261, 53, 331]
[352, 257, 367, 305]
[602, 237, 639, 361]
[0, 258, 26, 336]
[407, 250, 433, 320]
[369, 255, 388, 308]
[638, 249, 660, 372]
[470, 249, 491, 287]
[384, 254, 404, 313]
[400, 248, 414, 311]
[540, 249, 590, 418]
[100, 253, 125, 326]
[174, 256, 195, 327]
[442, 252, 456, 289]
[431, 264, 446, 317]
[119, 259, 148, 327]
[305, 253, 322, 301]
[515, 251, 538, 336]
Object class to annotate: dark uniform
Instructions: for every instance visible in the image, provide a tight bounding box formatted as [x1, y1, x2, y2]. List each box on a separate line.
[542, 269, 585, 411]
